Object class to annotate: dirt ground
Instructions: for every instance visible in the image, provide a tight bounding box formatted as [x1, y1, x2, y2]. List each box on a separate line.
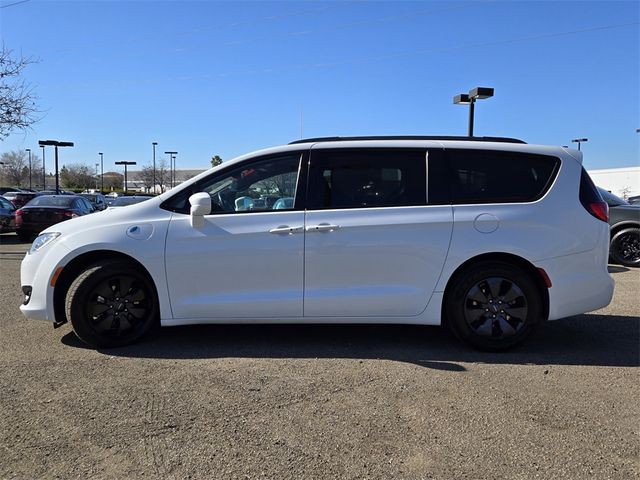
[0, 234, 638, 479]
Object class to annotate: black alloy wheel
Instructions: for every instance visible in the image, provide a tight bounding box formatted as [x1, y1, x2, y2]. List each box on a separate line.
[610, 228, 640, 267]
[66, 260, 158, 347]
[463, 277, 528, 339]
[446, 262, 543, 350]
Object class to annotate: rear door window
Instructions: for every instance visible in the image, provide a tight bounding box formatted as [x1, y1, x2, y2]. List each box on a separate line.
[307, 149, 426, 210]
[447, 149, 560, 204]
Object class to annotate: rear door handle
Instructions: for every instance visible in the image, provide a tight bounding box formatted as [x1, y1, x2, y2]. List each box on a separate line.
[269, 225, 303, 235]
[305, 223, 340, 233]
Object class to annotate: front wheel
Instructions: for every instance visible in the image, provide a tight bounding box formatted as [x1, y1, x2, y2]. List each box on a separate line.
[65, 260, 159, 348]
[445, 262, 543, 350]
[610, 228, 640, 268]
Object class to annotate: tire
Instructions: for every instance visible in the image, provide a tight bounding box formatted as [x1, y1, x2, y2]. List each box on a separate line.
[610, 228, 640, 268]
[445, 262, 543, 351]
[65, 260, 159, 348]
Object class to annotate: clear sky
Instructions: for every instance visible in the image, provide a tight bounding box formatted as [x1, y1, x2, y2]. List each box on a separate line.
[1, 0, 638, 173]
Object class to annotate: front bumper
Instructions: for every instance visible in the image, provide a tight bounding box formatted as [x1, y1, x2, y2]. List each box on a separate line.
[19, 243, 70, 323]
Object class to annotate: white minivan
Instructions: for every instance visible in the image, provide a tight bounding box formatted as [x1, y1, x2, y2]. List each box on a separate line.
[20, 136, 614, 350]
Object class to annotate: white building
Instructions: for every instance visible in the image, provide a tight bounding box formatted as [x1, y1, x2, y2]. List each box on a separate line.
[588, 166, 640, 199]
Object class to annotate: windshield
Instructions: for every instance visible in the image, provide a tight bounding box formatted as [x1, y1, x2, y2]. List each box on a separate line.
[597, 187, 629, 207]
[0, 197, 14, 210]
[26, 196, 76, 207]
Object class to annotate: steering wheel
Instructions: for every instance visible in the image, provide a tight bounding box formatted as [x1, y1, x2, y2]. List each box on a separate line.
[216, 191, 233, 212]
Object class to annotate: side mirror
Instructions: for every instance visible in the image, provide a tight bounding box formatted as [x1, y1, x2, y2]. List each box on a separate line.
[189, 192, 211, 228]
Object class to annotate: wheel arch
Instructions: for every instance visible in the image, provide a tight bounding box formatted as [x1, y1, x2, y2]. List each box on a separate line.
[610, 221, 640, 238]
[441, 252, 550, 325]
[53, 250, 160, 327]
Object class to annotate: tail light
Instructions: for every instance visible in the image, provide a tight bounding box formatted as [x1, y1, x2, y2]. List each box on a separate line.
[588, 201, 609, 222]
[579, 169, 609, 223]
[63, 210, 78, 218]
[15, 209, 22, 226]
[15, 209, 22, 217]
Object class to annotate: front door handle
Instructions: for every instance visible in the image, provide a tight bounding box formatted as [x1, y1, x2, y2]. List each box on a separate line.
[269, 225, 304, 235]
[305, 223, 340, 233]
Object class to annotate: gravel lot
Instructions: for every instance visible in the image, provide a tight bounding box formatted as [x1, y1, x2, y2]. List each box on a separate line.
[0, 232, 638, 479]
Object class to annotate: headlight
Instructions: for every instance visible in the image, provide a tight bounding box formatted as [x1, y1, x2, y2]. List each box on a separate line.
[29, 232, 61, 255]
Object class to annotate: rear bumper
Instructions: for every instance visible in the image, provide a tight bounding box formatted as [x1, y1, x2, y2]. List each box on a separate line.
[538, 247, 614, 321]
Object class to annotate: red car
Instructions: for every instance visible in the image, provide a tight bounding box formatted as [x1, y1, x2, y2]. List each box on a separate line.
[16, 195, 95, 242]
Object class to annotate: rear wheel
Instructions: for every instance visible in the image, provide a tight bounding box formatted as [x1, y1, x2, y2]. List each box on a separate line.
[445, 262, 543, 350]
[65, 260, 158, 348]
[610, 228, 640, 268]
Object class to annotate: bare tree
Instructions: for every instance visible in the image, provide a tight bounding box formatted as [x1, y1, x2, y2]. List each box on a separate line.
[102, 172, 123, 191]
[0, 150, 28, 186]
[620, 186, 632, 200]
[156, 158, 170, 193]
[28, 154, 45, 189]
[60, 163, 94, 190]
[138, 165, 155, 192]
[0, 45, 39, 139]
[258, 172, 297, 197]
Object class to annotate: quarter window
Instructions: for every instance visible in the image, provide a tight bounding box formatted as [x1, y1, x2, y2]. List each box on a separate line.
[447, 149, 560, 204]
[307, 149, 426, 210]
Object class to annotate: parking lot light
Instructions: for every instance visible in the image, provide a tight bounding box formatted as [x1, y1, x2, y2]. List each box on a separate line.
[99, 153, 104, 193]
[115, 161, 136, 193]
[38, 140, 74, 194]
[453, 87, 494, 137]
[571, 138, 588, 151]
[25, 149, 32, 189]
[165, 151, 177, 188]
[41, 145, 46, 190]
[152, 142, 158, 194]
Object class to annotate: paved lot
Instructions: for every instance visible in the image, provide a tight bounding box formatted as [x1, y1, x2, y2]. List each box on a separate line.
[0, 232, 638, 479]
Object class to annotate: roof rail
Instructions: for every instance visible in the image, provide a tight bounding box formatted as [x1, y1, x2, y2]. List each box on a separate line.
[289, 135, 526, 145]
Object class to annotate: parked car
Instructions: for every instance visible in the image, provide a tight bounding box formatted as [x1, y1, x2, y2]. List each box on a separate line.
[20, 136, 614, 350]
[627, 195, 640, 205]
[108, 195, 152, 208]
[0, 196, 16, 233]
[15, 195, 95, 242]
[80, 193, 108, 211]
[38, 189, 75, 195]
[0, 187, 26, 195]
[598, 187, 640, 267]
[3, 191, 40, 209]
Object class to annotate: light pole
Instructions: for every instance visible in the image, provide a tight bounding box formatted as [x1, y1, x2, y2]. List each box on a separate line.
[99, 152, 104, 193]
[115, 161, 136, 193]
[571, 138, 588, 151]
[26, 148, 32, 189]
[38, 140, 74, 194]
[95, 163, 99, 190]
[165, 151, 177, 188]
[152, 142, 158, 194]
[453, 87, 494, 137]
[41, 145, 46, 190]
